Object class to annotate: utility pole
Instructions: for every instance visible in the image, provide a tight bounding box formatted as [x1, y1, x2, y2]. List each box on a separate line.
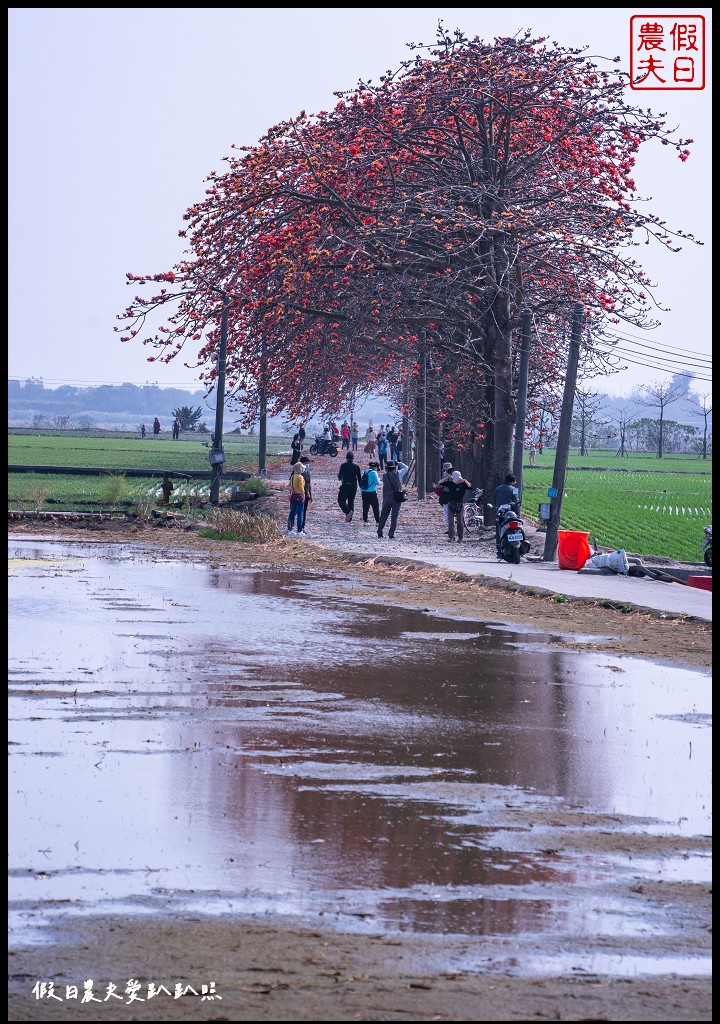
[543, 301, 583, 561]
[512, 310, 531, 498]
[209, 301, 229, 505]
[402, 381, 410, 468]
[258, 337, 267, 477]
[416, 338, 427, 499]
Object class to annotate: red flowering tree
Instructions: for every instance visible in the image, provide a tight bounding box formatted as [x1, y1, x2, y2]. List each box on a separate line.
[117, 26, 698, 494]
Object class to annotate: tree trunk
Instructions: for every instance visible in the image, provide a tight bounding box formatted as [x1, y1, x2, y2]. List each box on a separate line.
[258, 340, 268, 475]
[488, 291, 515, 497]
[416, 342, 427, 498]
[426, 409, 441, 491]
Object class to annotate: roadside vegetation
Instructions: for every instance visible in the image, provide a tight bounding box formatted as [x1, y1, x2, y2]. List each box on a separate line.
[199, 507, 278, 543]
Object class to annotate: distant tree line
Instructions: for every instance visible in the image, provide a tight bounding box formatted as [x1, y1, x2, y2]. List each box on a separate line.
[8, 377, 711, 458]
[565, 378, 712, 459]
[7, 379, 211, 430]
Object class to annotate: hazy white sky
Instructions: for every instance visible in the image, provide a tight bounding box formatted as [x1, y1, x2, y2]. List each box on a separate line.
[8, 7, 712, 398]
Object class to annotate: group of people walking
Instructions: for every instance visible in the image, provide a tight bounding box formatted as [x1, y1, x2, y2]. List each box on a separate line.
[335, 451, 407, 538]
[340, 422, 357, 450]
[287, 447, 522, 551]
[295, 419, 408, 462]
[286, 450, 409, 540]
[361, 422, 405, 467]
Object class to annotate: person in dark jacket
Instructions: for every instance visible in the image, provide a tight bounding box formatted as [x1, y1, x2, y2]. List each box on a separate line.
[386, 424, 399, 462]
[337, 451, 362, 521]
[433, 462, 454, 534]
[290, 433, 302, 466]
[445, 471, 471, 543]
[377, 460, 403, 539]
[493, 473, 520, 556]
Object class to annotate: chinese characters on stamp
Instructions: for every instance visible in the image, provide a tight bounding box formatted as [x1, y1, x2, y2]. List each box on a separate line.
[31, 980, 221, 1003]
[630, 15, 706, 89]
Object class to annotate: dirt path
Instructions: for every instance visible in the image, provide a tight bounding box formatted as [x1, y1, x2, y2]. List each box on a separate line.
[8, 912, 712, 1021]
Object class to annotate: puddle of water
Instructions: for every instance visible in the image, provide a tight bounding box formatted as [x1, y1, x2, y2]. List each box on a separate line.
[474, 951, 713, 978]
[8, 538, 711, 972]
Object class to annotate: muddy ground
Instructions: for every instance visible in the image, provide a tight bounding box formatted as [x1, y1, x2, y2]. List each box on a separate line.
[8, 909, 713, 1021]
[8, 519, 713, 1021]
[9, 517, 712, 670]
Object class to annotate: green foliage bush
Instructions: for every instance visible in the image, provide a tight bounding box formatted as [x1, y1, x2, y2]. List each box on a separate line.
[101, 473, 131, 507]
[234, 476, 270, 497]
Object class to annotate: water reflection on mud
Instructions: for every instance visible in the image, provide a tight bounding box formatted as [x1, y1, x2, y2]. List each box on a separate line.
[8, 538, 711, 973]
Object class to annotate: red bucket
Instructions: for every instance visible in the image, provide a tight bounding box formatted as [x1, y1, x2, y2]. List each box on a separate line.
[557, 530, 592, 571]
[687, 576, 712, 591]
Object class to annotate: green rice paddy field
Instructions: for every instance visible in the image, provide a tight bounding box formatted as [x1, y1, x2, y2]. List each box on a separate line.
[521, 456, 711, 563]
[8, 432, 713, 563]
[8, 430, 289, 473]
[7, 431, 290, 514]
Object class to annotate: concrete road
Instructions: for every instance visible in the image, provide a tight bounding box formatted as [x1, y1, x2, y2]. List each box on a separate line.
[415, 551, 712, 622]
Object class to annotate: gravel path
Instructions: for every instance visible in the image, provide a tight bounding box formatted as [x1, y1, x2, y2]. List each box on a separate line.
[264, 453, 541, 561]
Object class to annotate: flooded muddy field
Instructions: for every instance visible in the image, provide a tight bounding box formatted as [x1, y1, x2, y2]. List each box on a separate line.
[8, 535, 712, 1020]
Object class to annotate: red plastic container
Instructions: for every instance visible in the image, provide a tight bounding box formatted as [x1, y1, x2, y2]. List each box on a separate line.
[557, 530, 592, 571]
[687, 576, 712, 591]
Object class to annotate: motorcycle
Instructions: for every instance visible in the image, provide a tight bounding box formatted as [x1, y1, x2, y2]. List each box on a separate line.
[308, 435, 339, 457]
[494, 502, 531, 564]
[701, 525, 712, 567]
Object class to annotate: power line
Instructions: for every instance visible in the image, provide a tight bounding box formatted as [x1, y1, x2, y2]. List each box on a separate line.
[591, 347, 712, 382]
[594, 332, 712, 364]
[593, 343, 712, 369]
[531, 311, 712, 365]
[593, 348, 712, 380]
[600, 325, 712, 358]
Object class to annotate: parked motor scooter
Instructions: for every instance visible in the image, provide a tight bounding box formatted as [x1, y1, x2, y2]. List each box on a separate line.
[701, 525, 712, 567]
[308, 435, 339, 456]
[494, 503, 531, 564]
